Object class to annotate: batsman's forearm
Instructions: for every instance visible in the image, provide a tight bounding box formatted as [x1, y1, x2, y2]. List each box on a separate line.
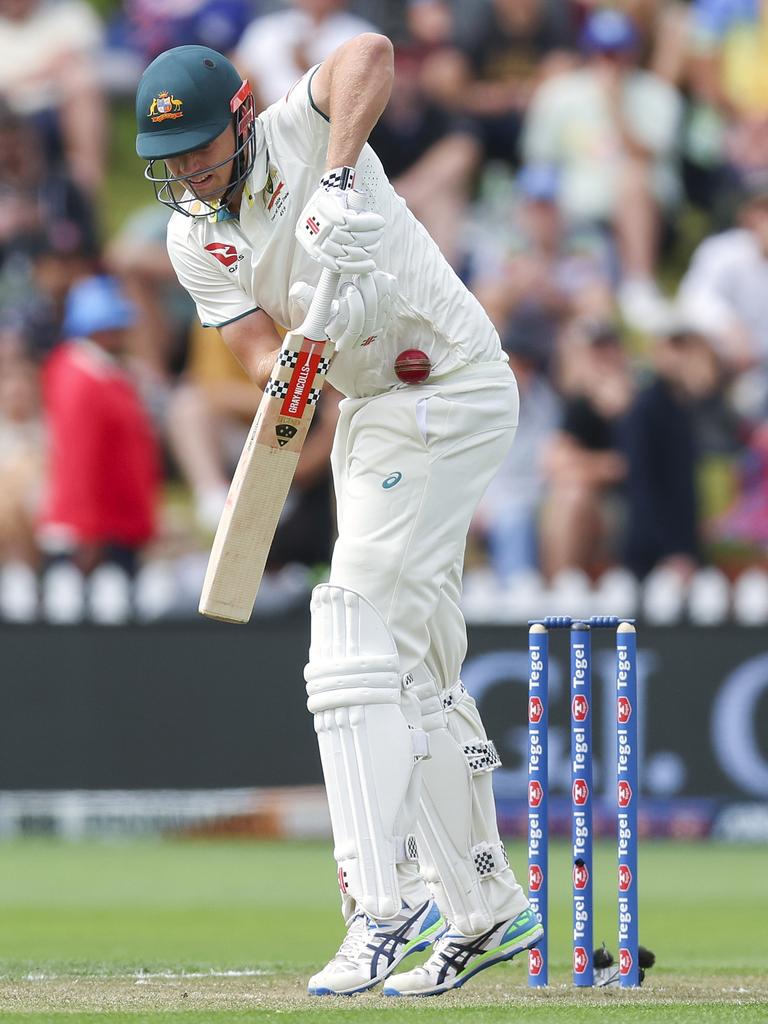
[224, 340, 279, 393]
[325, 34, 394, 170]
[250, 348, 281, 391]
[220, 311, 284, 392]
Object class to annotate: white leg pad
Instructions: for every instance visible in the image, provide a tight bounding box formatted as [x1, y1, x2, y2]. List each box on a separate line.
[305, 584, 427, 920]
[412, 671, 528, 935]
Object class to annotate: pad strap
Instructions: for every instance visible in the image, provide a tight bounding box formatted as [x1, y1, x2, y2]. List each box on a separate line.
[463, 739, 502, 774]
[408, 666, 446, 732]
[443, 681, 467, 710]
[472, 841, 509, 879]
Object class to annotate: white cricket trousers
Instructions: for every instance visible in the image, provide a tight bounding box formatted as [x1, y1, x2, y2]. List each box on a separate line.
[326, 359, 528, 927]
[330, 360, 518, 680]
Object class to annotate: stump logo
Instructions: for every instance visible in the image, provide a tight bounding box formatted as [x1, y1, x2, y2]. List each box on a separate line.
[572, 779, 589, 806]
[618, 695, 632, 724]
[572, 694, 589, 722]
[529, 948, 544, 975]
[618, 780, 633, 808]
[528, 780, 544, 808]
[573, 861, 589, 890]
[529, 695, 544, 724]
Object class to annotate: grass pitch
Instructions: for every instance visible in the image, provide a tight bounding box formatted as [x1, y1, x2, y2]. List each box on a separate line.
[0, 837, 765, 1022]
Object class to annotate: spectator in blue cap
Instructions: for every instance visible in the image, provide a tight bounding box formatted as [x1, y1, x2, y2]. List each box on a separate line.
[39, 275, 160, 574]
[523, 7, 684, 334]
[579, 6, 639, 55]
[63, 275, 137, 340]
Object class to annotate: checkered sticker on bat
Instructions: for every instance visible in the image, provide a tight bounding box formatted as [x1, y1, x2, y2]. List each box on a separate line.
[265, 378, 289, 399]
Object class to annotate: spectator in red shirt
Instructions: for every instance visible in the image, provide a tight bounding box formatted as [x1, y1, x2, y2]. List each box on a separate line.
[39, 275, 160, 574]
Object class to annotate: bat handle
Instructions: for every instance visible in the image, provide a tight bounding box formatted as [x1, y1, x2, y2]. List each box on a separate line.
[302, 269, 339, 340]
[301, 188, 368, 341]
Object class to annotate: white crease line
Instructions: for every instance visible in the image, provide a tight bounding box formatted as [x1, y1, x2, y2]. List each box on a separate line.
[13, 969, 272, 982]
[134, 970, 272, 980]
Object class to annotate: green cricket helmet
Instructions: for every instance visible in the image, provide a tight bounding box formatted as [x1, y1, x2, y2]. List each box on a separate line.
[135, 45, 265, 217]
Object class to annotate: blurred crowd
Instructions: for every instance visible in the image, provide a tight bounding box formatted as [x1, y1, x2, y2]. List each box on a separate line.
[2, 0, 768, 621]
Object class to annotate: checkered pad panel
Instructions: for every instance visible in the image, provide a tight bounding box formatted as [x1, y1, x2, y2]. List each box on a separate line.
[265, 378, 289, 399]
[473, 842, 508, 879]
[395, 833, 420, 864]
[474, 849, 495, 877]
[307, 388, 322, 406]
[317, 357, 331, 375]
[463, 739, 501, 774]
[278, 351, 299, 368]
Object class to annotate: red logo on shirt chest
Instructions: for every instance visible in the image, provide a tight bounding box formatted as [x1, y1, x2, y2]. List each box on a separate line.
[205, 242, 241, 269]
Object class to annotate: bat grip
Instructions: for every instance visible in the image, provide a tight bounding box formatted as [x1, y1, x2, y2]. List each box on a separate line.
[301, 188, 367, 341]
[302, 269, 339, 340]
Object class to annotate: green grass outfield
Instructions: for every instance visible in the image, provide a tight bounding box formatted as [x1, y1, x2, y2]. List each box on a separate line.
[0, 838, 765, 1023]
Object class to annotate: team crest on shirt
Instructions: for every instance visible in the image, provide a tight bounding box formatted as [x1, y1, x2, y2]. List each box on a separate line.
[263, 164, 289, 221]
[148, 92, 183, 123]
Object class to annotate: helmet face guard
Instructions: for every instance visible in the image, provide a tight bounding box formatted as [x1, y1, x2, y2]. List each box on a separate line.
[143, 81, 259, 218]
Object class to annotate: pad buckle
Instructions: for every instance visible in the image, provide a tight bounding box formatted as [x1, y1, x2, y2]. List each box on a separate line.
[410, 726, 430, 762]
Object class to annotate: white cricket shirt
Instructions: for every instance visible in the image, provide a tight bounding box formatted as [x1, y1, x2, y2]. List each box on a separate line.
[166, 67, 502, 399]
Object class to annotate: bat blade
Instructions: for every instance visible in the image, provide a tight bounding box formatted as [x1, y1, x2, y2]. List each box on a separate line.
[198, 319, 334, 623]
[198, 192, 366, 623]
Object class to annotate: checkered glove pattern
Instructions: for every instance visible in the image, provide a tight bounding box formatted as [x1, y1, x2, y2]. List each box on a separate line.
[319, 166, 356, 192]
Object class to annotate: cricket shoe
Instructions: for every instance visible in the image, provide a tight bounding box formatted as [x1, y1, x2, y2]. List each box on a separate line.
[383, 907, 543, 996]
[307, 899, 445, 996]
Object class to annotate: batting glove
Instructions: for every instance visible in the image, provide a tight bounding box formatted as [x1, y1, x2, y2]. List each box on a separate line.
[289, 270, 396, 351]
[295, 172, 385, 276]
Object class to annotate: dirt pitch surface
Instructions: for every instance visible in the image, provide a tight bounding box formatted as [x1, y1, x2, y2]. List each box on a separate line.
[1, 971, 766, 1016]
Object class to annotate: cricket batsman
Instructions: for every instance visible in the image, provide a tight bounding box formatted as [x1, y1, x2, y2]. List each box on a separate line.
[135, 34, 542, 996]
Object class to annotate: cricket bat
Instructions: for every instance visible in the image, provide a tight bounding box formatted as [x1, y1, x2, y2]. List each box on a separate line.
[199, 188, 370, 622]
[198, 266, 342, 622]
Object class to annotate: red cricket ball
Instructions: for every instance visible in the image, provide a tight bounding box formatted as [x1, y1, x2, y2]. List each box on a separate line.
[394, 348, 431, 384]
